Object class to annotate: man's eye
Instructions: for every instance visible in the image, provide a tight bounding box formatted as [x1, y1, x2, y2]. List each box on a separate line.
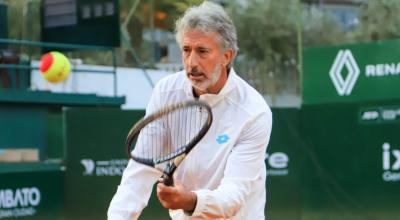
[199, 49, 208, 54]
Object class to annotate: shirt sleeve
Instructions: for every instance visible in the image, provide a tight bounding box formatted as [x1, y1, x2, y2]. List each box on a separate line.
[190, 110, 272, 219]
[107, 160, 162, 220]
[107, 84, 163, 220]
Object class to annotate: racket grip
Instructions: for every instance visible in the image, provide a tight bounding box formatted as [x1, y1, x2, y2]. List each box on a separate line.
[163, 174, 174, 186]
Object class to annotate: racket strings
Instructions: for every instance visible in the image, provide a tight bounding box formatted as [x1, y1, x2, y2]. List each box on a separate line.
[131, 105, 207, 163]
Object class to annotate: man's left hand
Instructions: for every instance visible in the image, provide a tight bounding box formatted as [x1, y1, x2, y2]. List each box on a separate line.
[156, 179, 197, 212]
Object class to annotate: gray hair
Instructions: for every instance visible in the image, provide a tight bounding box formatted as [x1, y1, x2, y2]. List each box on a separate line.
[175, 1, 238, 65]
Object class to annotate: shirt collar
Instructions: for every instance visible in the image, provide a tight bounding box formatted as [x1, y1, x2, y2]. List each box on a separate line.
[184, 68, 237, 107]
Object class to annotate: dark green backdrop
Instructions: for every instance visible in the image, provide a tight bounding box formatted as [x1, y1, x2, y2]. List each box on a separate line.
[0, 166, 64, 220]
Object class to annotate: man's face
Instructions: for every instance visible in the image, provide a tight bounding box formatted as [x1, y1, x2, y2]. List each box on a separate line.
[181, 30, 232, 95]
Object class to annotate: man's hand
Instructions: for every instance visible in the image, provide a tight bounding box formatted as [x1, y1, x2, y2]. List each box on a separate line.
[156, 179, 197, 212]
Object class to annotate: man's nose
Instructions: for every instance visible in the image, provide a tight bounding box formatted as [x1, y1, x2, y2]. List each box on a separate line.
[188, 52, 199, 68]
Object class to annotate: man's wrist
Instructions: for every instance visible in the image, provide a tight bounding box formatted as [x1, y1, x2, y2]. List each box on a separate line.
[183, 191, 197, 213]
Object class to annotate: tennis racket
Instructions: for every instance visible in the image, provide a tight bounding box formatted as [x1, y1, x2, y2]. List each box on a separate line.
[126, 100, 213, 186]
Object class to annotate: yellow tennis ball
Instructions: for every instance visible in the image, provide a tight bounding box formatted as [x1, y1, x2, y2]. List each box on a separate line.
[39, 51, 71, 83]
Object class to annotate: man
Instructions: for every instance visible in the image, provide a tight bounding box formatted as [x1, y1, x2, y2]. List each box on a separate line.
[108, 1, 272, 219]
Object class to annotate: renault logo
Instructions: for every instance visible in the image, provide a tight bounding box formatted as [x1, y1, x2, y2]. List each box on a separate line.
[329, 49, 360, 96]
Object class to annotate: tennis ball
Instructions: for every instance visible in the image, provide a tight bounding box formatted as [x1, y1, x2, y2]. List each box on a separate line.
[39, 51, 71, 83]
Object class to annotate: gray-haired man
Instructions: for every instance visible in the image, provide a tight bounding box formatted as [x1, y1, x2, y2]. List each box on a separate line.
[108, 1, 272, 219]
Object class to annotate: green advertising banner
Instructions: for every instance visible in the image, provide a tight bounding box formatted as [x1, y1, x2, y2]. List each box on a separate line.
[300, 100, 400, 220]
[63, 107, 169, 220]
[266, 108, 303, 220]
[0, 166, 64, 220]
[303, 40, 400, 104]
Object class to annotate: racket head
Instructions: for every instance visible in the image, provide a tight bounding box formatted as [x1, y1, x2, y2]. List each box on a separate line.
[125, 100, 212, 169]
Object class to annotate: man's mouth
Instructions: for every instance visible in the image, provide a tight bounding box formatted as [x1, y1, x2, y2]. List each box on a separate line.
[188, 72, 204, 80]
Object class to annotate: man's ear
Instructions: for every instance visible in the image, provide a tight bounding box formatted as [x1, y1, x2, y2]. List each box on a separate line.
[222, 49, 234, 67]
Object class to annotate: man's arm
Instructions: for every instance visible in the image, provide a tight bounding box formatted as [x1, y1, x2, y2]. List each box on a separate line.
[108, 82, 164, 220]
[107, 160, 161, 220]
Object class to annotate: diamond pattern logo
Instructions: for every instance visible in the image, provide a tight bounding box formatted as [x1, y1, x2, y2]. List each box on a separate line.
[329, 49, 360, 96]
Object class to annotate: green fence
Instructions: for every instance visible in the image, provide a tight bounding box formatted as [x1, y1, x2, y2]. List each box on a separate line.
[0, 164, 64, 220]
[299, 100, 400, 220]
[0, 3, 7, 40]
[62, 107, 165, 220]
[266, 108, 303, 220]
[0, 38, 119, 95]
[269, 100, 400, 220]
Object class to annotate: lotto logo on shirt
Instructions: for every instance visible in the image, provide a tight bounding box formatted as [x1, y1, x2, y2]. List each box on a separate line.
[265, 151, 289, 176]
[216, 134, 230, 144]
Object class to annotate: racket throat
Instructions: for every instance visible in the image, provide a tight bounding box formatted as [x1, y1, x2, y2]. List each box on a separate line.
[162, 163, 175, 186]
[163, 163, 175, 175]
[162, 153, 184, 186]
[163, 153, 185, 176]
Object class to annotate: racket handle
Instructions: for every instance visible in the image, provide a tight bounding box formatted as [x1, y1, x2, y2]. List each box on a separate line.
[162, 174, 174, 186]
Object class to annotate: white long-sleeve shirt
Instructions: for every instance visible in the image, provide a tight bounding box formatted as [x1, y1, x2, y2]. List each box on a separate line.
[108, 69, 272, 220]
